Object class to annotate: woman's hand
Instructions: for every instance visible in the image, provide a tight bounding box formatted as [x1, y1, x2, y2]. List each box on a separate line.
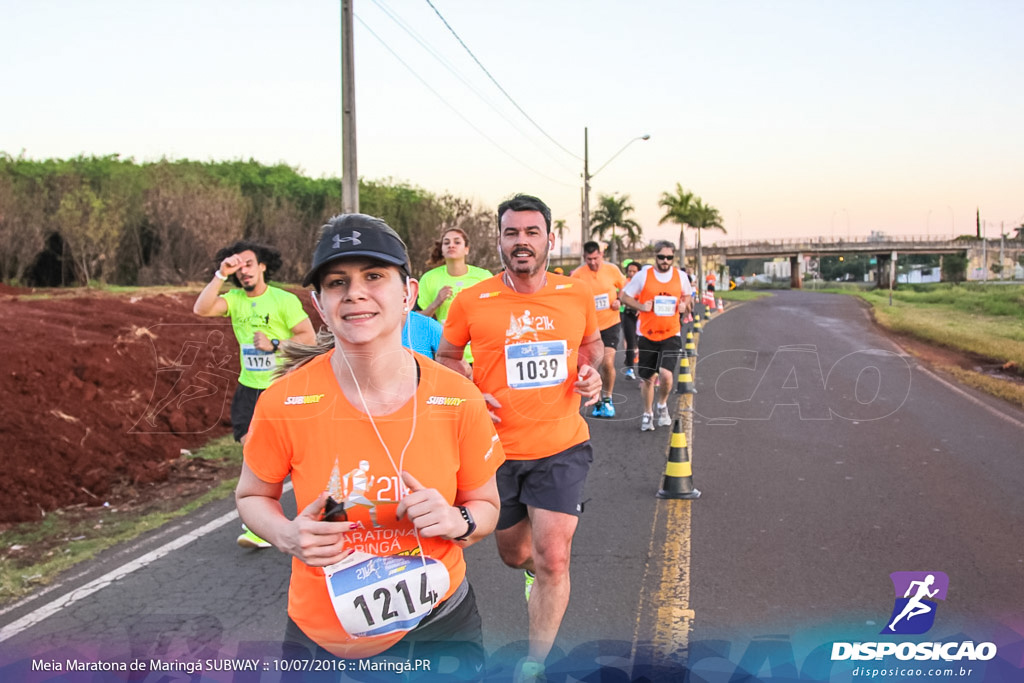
[395, 472, 465, 539]
[281, 492, 360, 567]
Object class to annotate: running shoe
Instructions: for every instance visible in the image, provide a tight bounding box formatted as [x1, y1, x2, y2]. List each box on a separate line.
[590, 402, 604, 418]
[640, 413, 655, 431]
[524, 570, 535, 601]
[237, 526, 271, 549]
[656, 403, 672, 427]
[601, 397, 616, 418]
[513, 658, 546, 683]
[623, 367, 636, 380]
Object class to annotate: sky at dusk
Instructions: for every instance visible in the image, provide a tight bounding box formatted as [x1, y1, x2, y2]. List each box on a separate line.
[2, 0, 1021, 251]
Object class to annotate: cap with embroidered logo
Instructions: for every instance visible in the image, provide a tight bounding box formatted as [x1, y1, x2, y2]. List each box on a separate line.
[301, 214, 410, 287]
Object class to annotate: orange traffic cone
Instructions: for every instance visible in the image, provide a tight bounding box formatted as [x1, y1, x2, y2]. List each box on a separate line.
[717, 297, 725, 312]
[676, 356, 695, 395]
[657, 419, 701, 499]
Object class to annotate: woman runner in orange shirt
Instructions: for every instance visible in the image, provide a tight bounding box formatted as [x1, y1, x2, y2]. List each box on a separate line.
[236, 214, 504, 677]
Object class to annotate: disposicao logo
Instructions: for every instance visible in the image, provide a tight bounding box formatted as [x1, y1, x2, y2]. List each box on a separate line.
[831, 571, 998, 663]
[882, 571, 948, 635]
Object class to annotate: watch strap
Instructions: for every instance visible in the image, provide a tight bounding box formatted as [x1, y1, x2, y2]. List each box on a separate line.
[453, 505, 475, 541]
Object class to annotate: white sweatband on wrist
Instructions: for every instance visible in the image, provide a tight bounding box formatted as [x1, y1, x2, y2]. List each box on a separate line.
[214, 270, 229, 281]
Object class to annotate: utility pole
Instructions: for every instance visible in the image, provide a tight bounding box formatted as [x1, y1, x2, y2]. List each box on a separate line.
[341, 0, 358, 213]
[581, 127, 590, 264]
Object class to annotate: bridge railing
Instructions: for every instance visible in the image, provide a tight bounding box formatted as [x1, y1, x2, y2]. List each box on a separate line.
[706, 235, 972, 249]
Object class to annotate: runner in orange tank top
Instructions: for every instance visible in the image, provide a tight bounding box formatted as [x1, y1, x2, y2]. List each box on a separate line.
[438, 194, 603, 682]
[620, 240, 694, 431]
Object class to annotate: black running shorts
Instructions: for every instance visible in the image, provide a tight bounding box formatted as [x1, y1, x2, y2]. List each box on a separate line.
[496, 441, 594, 530]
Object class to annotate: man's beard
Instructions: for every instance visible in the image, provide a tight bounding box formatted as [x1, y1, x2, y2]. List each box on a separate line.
[503, 245, 548, 275]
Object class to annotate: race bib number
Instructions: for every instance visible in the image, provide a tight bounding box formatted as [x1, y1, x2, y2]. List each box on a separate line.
[505, 341, 569, 389]
[594, 293, 610, 311]
[241, 344, 275, 372]
[653, 296, 677, 317]
[325, 552, 450, 639]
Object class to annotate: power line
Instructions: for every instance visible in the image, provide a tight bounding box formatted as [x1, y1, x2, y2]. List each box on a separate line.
[370, 0, 577, 175]
[423, 0, 582, 163]
[354, 14, 577, 189]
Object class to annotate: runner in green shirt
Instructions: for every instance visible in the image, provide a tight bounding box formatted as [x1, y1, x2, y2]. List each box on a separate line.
[417, 227, 491, 365]
[193, 240, 316, 548]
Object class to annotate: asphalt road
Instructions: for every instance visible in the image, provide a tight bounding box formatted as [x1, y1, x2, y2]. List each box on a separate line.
[2, 290, 1022, 682]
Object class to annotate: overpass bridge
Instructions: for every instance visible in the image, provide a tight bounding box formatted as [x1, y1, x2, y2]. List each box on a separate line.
[700, 234, 1022, 287]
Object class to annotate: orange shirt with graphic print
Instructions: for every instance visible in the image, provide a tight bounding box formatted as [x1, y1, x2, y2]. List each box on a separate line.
[443, 273, 598, 460]
[244, 351, 504, 659]
[569, 262, 626, 331]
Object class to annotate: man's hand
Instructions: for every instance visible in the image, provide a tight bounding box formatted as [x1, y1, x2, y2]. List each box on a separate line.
[482, 393, 502, 423]
[253, 330, 274, 352]
[219, 253, 244, 278]
[574, 364, 602, 406]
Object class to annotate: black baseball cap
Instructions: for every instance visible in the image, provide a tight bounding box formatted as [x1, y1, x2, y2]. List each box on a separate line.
[301, 214, 410, 287]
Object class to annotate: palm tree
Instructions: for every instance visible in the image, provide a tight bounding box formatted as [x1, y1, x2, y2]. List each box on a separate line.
[689, 197, 725, 290]
[552, 218, 569, 258]
[590, 193, 642, 265]
[658, 183, 695, 267]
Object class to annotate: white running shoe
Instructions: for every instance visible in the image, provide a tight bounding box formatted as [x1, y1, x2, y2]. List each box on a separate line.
[656, 404, 672, 427]
[640, 413, 655, 431]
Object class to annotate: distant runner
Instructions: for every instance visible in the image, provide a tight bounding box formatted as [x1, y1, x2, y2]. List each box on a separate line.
[620, 241, 694, 431]
[620, 260, 642, 380]
[193, 241, 316, 548]
[571, 241, 626, 417]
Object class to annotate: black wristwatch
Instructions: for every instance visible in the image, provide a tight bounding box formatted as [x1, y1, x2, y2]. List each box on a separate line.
[453, 505, 476, 541]
[271, 339, 280, 353]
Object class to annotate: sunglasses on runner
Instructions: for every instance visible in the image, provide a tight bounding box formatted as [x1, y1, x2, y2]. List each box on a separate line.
[656, 254, 674, 261]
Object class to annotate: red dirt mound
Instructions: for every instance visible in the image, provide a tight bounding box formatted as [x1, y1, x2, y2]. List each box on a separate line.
[0, 286, 316, 524]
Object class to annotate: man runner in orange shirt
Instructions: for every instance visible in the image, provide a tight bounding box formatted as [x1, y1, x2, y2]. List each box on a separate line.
[620, 240, 694, 431]
[438, 194, 603, 682]
[570, 241, 627, 418]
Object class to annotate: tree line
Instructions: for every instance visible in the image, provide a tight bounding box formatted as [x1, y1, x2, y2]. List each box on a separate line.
[0, 154, 500, 287]
[587, 184, 725, 283]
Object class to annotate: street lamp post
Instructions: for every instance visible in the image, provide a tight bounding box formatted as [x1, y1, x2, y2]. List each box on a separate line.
[580, 127, 650, 262]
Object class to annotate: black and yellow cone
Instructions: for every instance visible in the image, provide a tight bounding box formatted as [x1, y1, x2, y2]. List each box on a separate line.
[657, 419, 701, 499]
[704, 307, 712, 320]
[693, 315, 703, 331]
[684, 331, 697, 357]
[676, 355, 695, 394]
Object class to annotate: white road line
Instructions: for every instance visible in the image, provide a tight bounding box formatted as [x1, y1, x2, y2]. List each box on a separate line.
[0, 483, 292, 644]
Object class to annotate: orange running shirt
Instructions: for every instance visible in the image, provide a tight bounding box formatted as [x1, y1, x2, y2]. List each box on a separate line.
[443, 273, 598, 460]
[570, 262, 626, 331]
[623, 266, 691, 341]
[244, 350, 504, 659]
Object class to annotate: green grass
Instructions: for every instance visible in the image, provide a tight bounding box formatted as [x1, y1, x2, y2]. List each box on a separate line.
[0, 436, 242, 606]
[852, 284, 1024, 367]
[719, 290, 773, 302]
